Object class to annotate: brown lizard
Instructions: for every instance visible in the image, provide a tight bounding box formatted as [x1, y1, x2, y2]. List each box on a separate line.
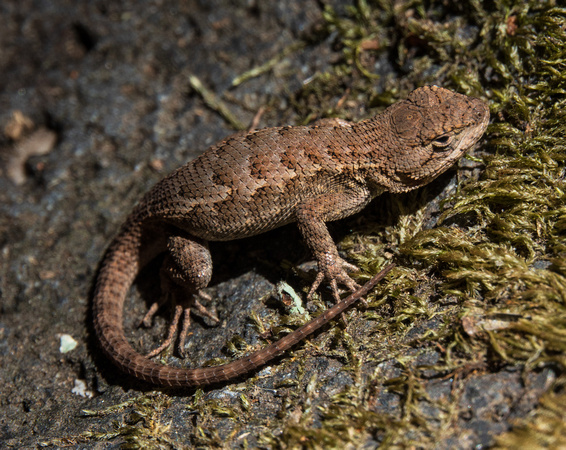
[93, 86, 489, 387]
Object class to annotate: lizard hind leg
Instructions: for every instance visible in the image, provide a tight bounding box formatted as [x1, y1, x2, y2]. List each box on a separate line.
[143, 234, 218, 358]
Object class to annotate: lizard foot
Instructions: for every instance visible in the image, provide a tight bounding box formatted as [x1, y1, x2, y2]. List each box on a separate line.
[142, 290, 219, 358]
[307, 256, 361, 302]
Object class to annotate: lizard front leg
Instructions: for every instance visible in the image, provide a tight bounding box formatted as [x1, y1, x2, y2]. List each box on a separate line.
[142, 233, 218, 358]
[295, 183, 373, 301]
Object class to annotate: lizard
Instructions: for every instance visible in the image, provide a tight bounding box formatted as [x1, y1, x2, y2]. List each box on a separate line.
[93, 85, 489, 387]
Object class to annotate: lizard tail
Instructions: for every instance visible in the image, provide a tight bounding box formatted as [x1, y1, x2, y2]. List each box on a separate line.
[93, 222, 394, 387]
[92, 221, 165, 383]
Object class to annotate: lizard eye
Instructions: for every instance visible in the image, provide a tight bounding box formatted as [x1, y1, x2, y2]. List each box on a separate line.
[432, 134, 453, 148]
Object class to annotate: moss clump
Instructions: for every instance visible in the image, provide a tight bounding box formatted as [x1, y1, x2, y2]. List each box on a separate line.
[41, 393, 176, 448]
[494, 386, 566, 449]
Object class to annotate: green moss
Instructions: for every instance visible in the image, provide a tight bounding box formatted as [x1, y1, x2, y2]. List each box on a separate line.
[41, 393, 177, 448]
[493, 385, 566, 448]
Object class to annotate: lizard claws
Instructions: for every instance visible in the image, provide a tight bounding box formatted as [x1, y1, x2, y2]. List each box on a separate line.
[146, 304, 184, 358]
[307, 257, 361, 302]
[143, 290, 219, 358]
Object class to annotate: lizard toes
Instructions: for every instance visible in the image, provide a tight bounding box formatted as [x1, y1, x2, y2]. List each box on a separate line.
[340, 260, 359, 274]
[146, 304, 184, 358]
[307, 258, 361, 302]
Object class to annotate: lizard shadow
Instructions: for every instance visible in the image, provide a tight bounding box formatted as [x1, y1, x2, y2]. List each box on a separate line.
[87, 170, 457, 393]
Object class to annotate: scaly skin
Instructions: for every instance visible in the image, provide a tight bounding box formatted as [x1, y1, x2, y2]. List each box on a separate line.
[93, 86, 489, 387]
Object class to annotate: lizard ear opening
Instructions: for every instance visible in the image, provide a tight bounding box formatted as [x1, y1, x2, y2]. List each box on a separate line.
[391, 104, 422, 140]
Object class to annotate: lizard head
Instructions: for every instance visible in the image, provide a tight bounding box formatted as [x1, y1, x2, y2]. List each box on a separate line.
[369, 85, 489, 193]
